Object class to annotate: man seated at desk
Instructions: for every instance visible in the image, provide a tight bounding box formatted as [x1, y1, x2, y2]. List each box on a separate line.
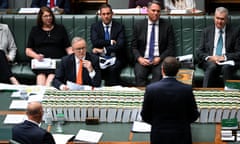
[12, 101, 56, 144]
[52, 37, 101, 90]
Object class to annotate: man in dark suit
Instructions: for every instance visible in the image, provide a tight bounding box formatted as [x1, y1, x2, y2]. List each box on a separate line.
[132, 0, 174, 86]
[31, 0, 71, 14]
[0, 0, 8, 8]
[12, 101, 55, 144]
[197, 7, 240, 87]
[141, 56, 199, 144]
[90, 4, 125, 86]
[52, 37, 101, 90]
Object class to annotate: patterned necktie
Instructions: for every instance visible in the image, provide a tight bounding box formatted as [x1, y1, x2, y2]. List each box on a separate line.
[149, 23, 155, 61]
[76, 59, 83, 85]
[216, 29, 223, 56]
[50, 0, 55, 8]
[105, 25, 110, 40]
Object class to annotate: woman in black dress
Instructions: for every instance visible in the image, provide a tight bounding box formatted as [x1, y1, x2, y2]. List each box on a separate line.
[25, 6, 72, 86]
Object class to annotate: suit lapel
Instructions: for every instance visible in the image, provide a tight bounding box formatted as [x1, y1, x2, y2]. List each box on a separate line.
[210, 26, 215, 55]
[143, 20, 148, 45]
[69, 55, 77, 82]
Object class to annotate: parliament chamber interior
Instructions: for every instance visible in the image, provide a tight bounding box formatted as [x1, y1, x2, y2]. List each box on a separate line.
[1, 0, 240, 144]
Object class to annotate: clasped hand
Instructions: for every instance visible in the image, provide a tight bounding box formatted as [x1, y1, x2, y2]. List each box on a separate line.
[138, 57, 160, 66]
[208, 55, 225, 63]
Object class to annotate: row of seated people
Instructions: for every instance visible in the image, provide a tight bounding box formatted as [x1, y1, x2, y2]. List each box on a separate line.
[1, 1, 240, 89]
[1, 0, 197, 14]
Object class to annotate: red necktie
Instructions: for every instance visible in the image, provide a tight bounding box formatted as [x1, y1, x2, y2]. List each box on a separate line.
[76, 59, 83, 85]
[50, 0, 55, 8]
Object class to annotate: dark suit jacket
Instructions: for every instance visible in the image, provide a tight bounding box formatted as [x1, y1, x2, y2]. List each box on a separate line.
[141, 78, 199, 144]
[132, 18, 174, 62]
[31, 0, 71, 13]
[0, 0, 8, 8]
[197, 24, 240, 67]
[90, 21, 126, 66]
[52, 52, 101, 89]
[12, 120, 55, 144]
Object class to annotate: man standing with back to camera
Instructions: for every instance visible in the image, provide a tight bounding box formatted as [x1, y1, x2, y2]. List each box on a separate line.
[141, 56, 199, 144]
[132, 0, 174, 86]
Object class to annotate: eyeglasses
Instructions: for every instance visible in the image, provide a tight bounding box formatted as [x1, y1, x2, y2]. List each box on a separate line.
[42, 15, 53, 19]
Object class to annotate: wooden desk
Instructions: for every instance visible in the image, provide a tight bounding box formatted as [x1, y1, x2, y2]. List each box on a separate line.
[176, 69, 194, 85]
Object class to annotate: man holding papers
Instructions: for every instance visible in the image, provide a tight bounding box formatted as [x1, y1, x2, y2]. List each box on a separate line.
[196, 7, 240, 87]
[12, 101, 55, 144]
[141, 56, 199, 144]
[52, 37, 101, 90]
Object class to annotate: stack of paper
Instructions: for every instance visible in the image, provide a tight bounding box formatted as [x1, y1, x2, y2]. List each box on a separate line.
[75, 129, 103, 143]
[131, 121, 151, 132]
[52, 134, 75, 144]
[18, 8, 40, 14]
[4, 114, 26, 124]
[31, 58, 56, 69]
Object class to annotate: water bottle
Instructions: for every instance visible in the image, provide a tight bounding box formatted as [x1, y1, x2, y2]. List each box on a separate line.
[20, 89, 28, 100]
[56, 113, 64, 133]
[45, 109, 52, 126]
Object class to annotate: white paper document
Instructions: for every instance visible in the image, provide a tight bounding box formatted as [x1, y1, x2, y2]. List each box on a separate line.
[176, 54, 193, 62]
[217, 60, 235, 66]
[75, 129, 103, 143]
[52, 134, 75, 144]
[4, 114, 26, 124]
[18, 8, 40, 14]
[31, 58, 56, 69]
[131, 121, 151, 132]
[170, 9, 188, 14]
[66, 81, 92, 90]
[9, 100, 28, 110]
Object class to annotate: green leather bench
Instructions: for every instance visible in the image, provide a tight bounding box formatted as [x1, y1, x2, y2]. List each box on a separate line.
[1, 15, 240, 86]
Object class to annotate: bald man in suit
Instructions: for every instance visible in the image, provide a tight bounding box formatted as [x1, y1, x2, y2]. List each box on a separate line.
[12, 101, 55, 144]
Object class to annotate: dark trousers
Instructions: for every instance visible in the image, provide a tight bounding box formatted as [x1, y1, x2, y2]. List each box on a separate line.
[202, 61, 236, 87]
[0, 50, 13, 83]
[134, 62, 162, 86]
[102, 59, 122, 86]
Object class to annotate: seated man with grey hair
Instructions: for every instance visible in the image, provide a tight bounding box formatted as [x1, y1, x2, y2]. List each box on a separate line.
[52, 37, 101, 90]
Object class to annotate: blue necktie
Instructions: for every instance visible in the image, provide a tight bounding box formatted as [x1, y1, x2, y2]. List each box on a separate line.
[105, 26, 110, 40]
[149, 23, 155, 61]
[216, 30, 223, 56]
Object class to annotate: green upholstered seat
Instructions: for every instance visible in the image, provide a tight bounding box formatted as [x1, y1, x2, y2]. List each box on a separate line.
[1, 14, 240, 86]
